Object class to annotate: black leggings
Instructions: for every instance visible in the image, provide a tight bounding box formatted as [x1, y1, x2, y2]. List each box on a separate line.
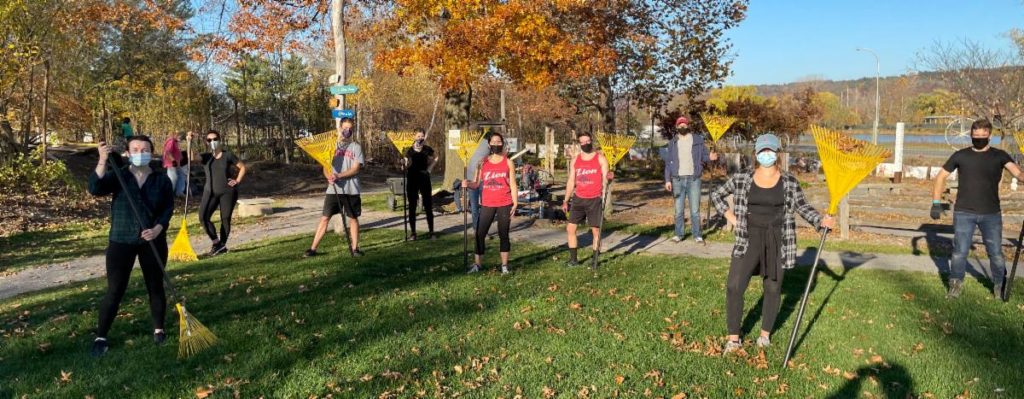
[200, 188, 238, 246]
[98, 239, 168, 338]
[406, 175, 434, 235]
[725, 227, 784, 335]
[475, 205, 511, 255]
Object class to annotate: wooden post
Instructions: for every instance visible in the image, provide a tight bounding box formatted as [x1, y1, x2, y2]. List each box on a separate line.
[839, 196, 850, 239]
[545, 126, 555, 177]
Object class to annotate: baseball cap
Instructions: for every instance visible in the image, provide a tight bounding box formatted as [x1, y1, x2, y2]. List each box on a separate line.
[675, 116, 689, 126]
[755, 134, 781, 152]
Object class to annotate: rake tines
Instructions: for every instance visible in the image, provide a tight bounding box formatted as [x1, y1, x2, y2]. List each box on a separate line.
[701, 113, 737, 144]
[811, 125, 892, 214]
[176, 303, 217, 359]
[386, 131, 417, 155]
[595, 132, 636, 168]
[455, 131, 483, 164]
[295, 130, 339, 172]
[167, 219, 198, 263]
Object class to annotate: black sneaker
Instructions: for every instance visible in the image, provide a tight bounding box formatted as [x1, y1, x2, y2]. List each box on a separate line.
[206, 244, 227, 257]
[91, 339, 109, 357]
[154, 331, 166, 345]
[946, 279, 963, 299]
[409, 234, 417, 241]
[565, 259, 580, 268]
[303, 249, 318, 258]
[351, 249, 365, 257]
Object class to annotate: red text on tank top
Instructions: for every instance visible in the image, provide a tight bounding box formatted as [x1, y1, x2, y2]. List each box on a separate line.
[481, 156, 513, 207]
[573, 154, 603, 199]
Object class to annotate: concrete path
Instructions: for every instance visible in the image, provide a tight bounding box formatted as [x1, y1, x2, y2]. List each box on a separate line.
[0, 195, 1005, 300]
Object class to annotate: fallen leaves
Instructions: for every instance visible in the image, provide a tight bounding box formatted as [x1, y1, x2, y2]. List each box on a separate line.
[614, 375, 625, 385]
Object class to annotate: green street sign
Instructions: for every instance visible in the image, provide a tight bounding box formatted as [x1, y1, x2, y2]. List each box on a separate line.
[329, 85, 358, 95]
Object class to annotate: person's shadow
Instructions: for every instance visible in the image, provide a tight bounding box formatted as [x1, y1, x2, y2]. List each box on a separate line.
[825, 362, 915, 399]
[911, 222, 999, 290]
[761, 246, 875, 359]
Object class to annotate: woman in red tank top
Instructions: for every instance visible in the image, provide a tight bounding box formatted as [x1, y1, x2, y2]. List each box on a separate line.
[562, 132, 612, 269]
[462, 133, 518, 274]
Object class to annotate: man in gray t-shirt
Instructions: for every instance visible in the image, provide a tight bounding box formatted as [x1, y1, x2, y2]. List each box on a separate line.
[306, 118, 365, 257]
[464, 131, 495, 230]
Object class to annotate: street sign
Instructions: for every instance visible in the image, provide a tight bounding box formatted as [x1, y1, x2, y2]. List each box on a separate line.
[329, 84, 358, 95]
[332, 109, 356, 119]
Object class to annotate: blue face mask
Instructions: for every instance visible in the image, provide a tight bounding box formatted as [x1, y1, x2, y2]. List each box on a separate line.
[756, 151, 777, 167]
[130, 152, 152, 167]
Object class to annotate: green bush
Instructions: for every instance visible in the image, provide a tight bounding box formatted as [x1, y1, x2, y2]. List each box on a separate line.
[0, 146, 80, 197]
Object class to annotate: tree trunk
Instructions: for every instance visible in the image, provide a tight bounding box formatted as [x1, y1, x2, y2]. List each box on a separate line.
[21, 65, 35, 146]
[442, 87, 473, 189]
[40, 60, 50, 162]
[598, 76, 616, 133]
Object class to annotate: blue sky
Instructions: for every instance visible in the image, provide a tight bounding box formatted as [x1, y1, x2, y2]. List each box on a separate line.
[725, 0, 1024, 85]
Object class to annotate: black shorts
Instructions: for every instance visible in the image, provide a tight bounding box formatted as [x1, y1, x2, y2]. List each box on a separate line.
[323, 194, 362, 218]
[568, 196, 603, 227]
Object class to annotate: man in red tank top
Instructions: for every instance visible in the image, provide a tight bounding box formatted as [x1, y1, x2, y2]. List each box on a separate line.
[562, 132, 612, 269]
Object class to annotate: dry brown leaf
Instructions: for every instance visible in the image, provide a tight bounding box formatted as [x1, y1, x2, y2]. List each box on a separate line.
[542, 386, 556, 399]
[671, 393, 688, 399]
[615, 375, 625, 385]
[195, 386, 214, 399]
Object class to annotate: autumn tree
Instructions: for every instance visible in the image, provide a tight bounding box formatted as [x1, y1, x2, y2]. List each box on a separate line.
[556, 0, 748, 133]
[916, 38, 1024, 126]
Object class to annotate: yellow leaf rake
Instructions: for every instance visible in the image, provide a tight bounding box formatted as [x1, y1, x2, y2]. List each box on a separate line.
[455, 131, 483, 270]
[591, 132, 636, 269]
[782, 125, 890, 368]
[386, 131, 418, 241]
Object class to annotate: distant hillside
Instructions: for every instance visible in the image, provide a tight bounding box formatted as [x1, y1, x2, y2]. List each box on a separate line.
[750, 70, 948, 101]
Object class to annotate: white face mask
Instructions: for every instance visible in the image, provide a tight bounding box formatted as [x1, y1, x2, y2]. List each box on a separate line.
[209, 140, 220, 151]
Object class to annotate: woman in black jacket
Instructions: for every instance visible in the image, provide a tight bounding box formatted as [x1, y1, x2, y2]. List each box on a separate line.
[88, 136, 175, 356]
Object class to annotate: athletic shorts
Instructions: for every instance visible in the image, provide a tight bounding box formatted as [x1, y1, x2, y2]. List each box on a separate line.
[323, 194, 362, 218]
[567, 196, 603, 227]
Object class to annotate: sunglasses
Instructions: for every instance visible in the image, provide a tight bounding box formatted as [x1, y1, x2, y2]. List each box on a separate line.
[206, 138, 218, 142]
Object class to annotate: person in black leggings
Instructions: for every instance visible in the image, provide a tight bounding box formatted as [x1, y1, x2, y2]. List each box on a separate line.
[189, 129, 247, 256]
[463, 133, 518, 274]
[712, 134, 834, 353]
[404, 128, 439, 240]
[88, 136, 175, 356]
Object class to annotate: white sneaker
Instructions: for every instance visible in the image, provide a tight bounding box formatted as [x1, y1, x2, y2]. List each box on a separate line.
[724, 340, 742, 354]
[756, 335, 770, 348]
[501, 265, 510, 275]
[671, 236, 683, 243]
[468, 264, 481, 274]
[695, 237, 705, 245]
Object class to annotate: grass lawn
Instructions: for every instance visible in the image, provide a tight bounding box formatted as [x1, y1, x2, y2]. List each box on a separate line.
[2, 229, 1022, 398]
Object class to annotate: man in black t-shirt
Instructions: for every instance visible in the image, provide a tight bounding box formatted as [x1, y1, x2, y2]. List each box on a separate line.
[932, 119, 1023, 299]
[403, 128, 439, 240]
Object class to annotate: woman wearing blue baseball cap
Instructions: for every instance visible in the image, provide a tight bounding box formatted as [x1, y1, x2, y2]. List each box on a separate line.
[710, 133, 835, 353]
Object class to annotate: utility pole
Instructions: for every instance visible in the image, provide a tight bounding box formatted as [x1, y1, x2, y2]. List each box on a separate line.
[331, 0, 347, 130]
[856, 47, 880, 144]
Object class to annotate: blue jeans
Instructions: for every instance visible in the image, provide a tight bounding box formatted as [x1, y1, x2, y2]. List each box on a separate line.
[951, 211, 1006, 284]
[672, 175, 702, 239]
[469, 186, 482, 230]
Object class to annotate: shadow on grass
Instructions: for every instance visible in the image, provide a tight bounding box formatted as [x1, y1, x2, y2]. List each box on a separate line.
[825, 362, 916, 399]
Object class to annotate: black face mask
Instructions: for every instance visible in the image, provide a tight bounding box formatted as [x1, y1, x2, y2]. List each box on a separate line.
[415, 138, 425, 146]
[580, 143, 594, 153]
[489, 145, 504, 154]
[972, 137, 990, 150]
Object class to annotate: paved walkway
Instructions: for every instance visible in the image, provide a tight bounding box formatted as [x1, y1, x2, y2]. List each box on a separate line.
[0, 195, 1005, 300]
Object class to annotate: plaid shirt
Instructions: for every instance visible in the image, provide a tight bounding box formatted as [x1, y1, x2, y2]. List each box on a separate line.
[711, 171, 824, 269]
[89, 166, 175, 244]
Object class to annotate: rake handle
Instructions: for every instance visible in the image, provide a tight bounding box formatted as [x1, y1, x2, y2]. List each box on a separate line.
[105, 157, 182, 302]
[463, 165, 470, 270]
[1003, 219, 1024, 301]
[782, 227, 830, 369]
